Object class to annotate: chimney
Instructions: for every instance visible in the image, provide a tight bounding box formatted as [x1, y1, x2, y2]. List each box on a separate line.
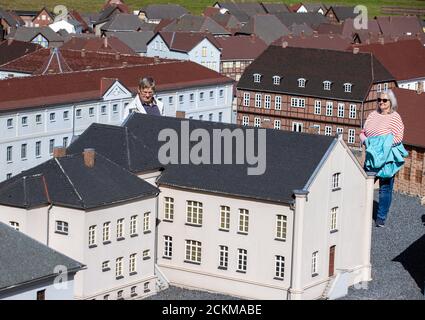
[53, 147, 66, 158]
[83, 148, 95, 168]
[282, 41, 288, 48]
[154, 56, 160, 64]
[103, 36, 108, 48]
[353, 47, 359, 54]
[176, 111, 186, 118]
[417, 81, 424, 94]
[250, 33, 255, 42]
[122, 61, 128, 67]
[81, 49, 86, 57]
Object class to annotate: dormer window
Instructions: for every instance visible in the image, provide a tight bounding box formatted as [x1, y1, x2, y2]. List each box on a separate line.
[323, 81, 332, 91]
[253, 73, 262, 83]
[273, 76, 281, 85]
[344, 83, 352, 93]
[298, 78, 306, 88]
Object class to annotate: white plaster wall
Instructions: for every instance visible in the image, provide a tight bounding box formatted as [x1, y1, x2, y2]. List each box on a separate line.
[299, 140, 370, 299]
[1, 278, 75, 300]
[157, 187, 293, 299]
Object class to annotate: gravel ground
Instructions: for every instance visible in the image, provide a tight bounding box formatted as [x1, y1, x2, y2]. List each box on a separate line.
[145, 192, 425, 300]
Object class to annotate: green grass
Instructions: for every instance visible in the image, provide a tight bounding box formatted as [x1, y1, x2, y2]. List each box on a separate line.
[0, 0, 424, 18]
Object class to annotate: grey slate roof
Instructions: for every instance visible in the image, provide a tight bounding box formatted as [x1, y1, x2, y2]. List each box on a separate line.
[274, 12, 328, 29]
[69, 113, 336, 204]
[0, 222, 84, 291]
[327, 6, 357, 22]
[162, 14, 231, 35]
[101, 13, 146, 32]
[0, 151, 159, 210]
[139, 4, 188, 20]
[0, 8, 23, 28]
[289, 23, 314, 36]
[261, 3, 290, 14]
[7, 26, 64, 43]
[214, 2, 266, 23]
[237, 46, 394, 102]
[104, 31, 155, 53]
[237, 14, 290, 45]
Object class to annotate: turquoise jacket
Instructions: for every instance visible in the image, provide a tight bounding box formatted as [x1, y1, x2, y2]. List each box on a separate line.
[364, 134, 408, 179]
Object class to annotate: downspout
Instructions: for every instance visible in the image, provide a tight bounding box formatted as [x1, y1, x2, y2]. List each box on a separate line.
[72, 104, 76, 140]
[288, 199, 296, 300]
[42, 175, 53, 247]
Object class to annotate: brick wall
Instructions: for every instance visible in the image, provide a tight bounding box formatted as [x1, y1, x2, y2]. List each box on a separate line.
[394, 145, 425, 203]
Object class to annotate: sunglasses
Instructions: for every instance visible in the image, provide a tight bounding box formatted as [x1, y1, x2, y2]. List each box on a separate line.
[377, 98, 388, 103]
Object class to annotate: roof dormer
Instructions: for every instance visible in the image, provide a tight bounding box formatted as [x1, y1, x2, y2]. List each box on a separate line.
[253, 73, 262, 83]
[273, 75, 281, 85]
[323, 80, 332, 91]
[298, 78, 306, 88]
[344, 83, 352, 93]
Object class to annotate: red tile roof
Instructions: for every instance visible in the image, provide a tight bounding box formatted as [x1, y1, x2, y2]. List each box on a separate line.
[216, 35, 267, 60]
[0, 39, 41, 65]
[0, 48, 166, 74]
[0, 61, 234, 113]
[353, 39, 425, 81]
[272, 33, 351, 51]
[61, 36, 136, 55]
[393, 87, 425, 148]
[156, 31, 221, 52]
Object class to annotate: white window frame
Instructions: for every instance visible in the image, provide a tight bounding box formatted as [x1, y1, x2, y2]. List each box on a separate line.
[164, 197, 174, 221]
[55, 221, 68, 234]
[186, 201, 203, 226]
[129, 253, 137, 274]
[9, 221, 19, 231]
[273, 76, 280, 85]
[276, 215, 287, 241]
[255, 93, 262, 108]
[291, 98, 305, 108]
[143, 212, 150, 233]
[237, 248, 247, 272]
[348, 129, 355, 144]
[21, 144, 27, 160]
[130, 215, 138, 236]
[88, 225, 96, 247]
[326, 102, 333, 116]
[298, 78, 306, 88]
[219, 206, 230, 231]
[143, 249, 150, 260]
[274, 119, 281, 130]
[314, 100, 321, 115]
[275, 255, 285, 279]
[253, 73, 261, 83]
[117, 218, 124, 239]
[325, 126, 332, 136]
[264, 95, 271, 109]
[115, 257, 123, 278]
[243, 92, 250, 106]
[102, 261, 110, 271]
[332, 173, 341, 189]
[384, 83, 388, 91]
[292, 122, 303, 132]
[254, 117, 261, 128]
[312, 251, 319, 276]
[330, 207, 338, 232]
[377, 83, 382, 92]
[7, 118, 13, 128]
[275, 96, 282, 110]
[219, 245, 229, 269]
[337, 103, 344, 118]
[323, 81, 331, 90]
[349, 104, 357, 119]
[344, 83, 352, 93]
[35, 141, 41, 158]
[103, 222, 110, 243]
[242, 116, 249, 126]
[164, 235, 172, 258]
[6, 146, 12, 162]
[185, 240, 202, 263]
[238, 209, 249, 234]
[336, 127, 343, 135]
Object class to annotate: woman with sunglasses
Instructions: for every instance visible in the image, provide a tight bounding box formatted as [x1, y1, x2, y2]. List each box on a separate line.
[359, 89, 405, 227]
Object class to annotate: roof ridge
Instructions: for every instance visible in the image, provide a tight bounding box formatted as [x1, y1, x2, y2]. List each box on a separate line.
[54, 157, 84, 205]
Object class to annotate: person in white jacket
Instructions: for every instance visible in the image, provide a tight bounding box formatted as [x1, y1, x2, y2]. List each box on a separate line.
[123, 77, 164, 119]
